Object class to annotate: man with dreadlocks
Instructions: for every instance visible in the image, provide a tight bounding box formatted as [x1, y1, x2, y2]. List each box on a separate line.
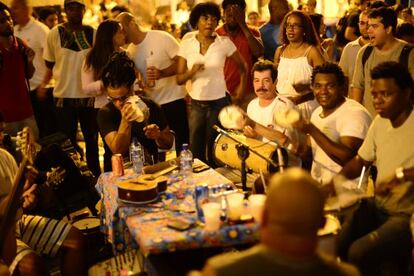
[97, 52, 174, 164]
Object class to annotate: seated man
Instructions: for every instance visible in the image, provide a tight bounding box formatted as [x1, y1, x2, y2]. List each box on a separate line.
[334, 61, 414, 275]
[243, 59, 296, 147]
[0, 147, 87, 276]
[216, 60, 299, 188]
[200, 168, 360, 276]
[292, 63, 372, 186]
[97, 52, 174, 164]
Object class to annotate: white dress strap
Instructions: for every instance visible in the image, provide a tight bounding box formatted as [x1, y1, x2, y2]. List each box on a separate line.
[303, 45, 313, 57]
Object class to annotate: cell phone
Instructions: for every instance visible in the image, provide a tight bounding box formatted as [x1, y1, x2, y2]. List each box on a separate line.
[166, 218, 194, 231]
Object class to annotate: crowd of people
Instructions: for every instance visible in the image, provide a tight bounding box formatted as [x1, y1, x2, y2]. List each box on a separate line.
[1, 0, 414, 275]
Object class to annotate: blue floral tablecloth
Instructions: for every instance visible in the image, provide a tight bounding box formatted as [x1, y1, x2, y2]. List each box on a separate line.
[96, 167, 260, 255]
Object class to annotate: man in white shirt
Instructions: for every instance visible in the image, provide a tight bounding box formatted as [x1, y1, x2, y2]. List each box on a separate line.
[43, 0, 100, 176]
[334, 61, 414, 276]
[11, 0, 56, 138]
[292, 63, 372, 185]
[117, 12, 189, 154]
[244, 59, 295, 147]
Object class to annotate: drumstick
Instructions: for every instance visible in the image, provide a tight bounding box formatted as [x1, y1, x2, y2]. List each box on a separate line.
[259, 168, 268, 193]
[357, 166, 366, 190]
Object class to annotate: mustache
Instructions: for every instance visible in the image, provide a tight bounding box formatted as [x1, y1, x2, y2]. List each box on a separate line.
[256, 89, 268, 92]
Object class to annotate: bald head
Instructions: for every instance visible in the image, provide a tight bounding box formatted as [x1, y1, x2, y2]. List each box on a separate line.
[11, 0, 31, 25]
[264, 168, 325, 236]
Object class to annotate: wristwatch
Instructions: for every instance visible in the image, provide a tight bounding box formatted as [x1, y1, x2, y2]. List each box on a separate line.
[395, 167, 405, 181]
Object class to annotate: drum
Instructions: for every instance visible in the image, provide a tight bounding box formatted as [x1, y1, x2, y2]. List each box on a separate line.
[213, 133, 289, 174]
[317, 215, 341, 256]
[72, 217, 104, 247]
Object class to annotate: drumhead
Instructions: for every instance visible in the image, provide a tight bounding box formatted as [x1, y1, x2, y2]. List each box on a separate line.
[318, 215, 340, 237]
[73, 217, 100, 231]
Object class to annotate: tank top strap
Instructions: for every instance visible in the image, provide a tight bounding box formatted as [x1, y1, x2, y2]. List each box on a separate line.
[303, 45, 313, 57]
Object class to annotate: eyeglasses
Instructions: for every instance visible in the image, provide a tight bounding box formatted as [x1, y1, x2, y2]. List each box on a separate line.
[107, 93, 131, 103]
[286, 23, 303, 30]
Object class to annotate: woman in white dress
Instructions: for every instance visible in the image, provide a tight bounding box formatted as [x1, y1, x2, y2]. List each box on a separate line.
[274, 10, 325, 120]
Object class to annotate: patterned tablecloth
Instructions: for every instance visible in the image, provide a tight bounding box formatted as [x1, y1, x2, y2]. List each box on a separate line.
[96, 167, 261, 255]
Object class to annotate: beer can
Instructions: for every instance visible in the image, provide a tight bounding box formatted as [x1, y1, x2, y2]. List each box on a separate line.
[194, 183, 209, 222]
[111, 154, 124, 176]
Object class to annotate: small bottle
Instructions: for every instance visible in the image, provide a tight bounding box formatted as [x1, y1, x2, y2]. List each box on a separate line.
[130, 138, 143, 174]
[179, 143, 193, 179]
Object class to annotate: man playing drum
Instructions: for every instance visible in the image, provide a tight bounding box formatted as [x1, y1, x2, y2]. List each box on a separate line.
[291, 63, 372, 186]
[215, 60, 300, 188]
[332, 62, 414, 275]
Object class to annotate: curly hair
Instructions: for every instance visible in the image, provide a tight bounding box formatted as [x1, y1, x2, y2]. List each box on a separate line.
[311, 62, 346, 87]
[371, 61, 413, 93]
[102, 52, 136, 89]
[189, 2, 221, 29]
[280, 10, 320, 46]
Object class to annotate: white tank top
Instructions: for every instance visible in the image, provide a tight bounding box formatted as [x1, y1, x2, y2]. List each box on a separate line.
[276, 46, 313, 97]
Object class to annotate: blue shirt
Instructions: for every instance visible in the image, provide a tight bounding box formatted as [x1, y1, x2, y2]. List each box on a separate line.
[260, 22, 281, 61]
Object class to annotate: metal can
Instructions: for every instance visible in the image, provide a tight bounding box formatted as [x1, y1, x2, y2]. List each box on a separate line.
[111, 154, 124, 176]
[194, 183, 209, 222]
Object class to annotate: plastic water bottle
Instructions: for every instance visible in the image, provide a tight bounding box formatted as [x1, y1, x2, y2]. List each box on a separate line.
[130, 138, 143, 174]
[180, 143, 193, 180]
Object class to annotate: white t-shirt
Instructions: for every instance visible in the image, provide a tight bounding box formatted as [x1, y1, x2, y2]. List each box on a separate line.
[0, 148, 18, 200]
[247, 96, 295, 142]
[358, 110, 414, 214]
[14, 17, 49, 90]
[127, 30, 186, 105]
[338, 38, 361, 82]
[43, 24, 95, 98]
[177, 32, 236, 101]
[311, 99, 372, 184]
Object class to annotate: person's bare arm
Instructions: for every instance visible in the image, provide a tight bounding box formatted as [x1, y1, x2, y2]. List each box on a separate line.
[232, 6, 263, 58]
[148, 56, 179, 80]
[143, 124, 174, 149]
[229, 51, 247, 103]
[349, 87, 364, 104]
[308, 46, 325, 67]
[176, 56, 204, 85]
[103, 104, 135, 154]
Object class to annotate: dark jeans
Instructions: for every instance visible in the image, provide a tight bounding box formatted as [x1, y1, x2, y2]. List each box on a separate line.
[30, 88, 58, 138]
[189, 96, 230, 166]
[161, 98, 189, 153]
[55, 105, 101, 177]
[337, 198, 412, 276]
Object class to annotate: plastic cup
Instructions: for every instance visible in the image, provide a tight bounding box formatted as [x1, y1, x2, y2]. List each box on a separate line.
[202, 202, 221, 231]
[248, 194, 266, 224]
[226, 193, 244, 221]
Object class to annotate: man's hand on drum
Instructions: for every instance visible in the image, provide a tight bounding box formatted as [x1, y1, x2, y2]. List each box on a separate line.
[375, 176, 400, 196]
[243, 125, 259, 139]
[291, 114, 311, 134]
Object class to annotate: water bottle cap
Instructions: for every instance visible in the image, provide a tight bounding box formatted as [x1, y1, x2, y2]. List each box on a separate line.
[182, 143, 189, 150]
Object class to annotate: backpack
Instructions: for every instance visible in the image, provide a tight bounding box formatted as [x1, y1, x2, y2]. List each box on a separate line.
[361, 43, 414, 77]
